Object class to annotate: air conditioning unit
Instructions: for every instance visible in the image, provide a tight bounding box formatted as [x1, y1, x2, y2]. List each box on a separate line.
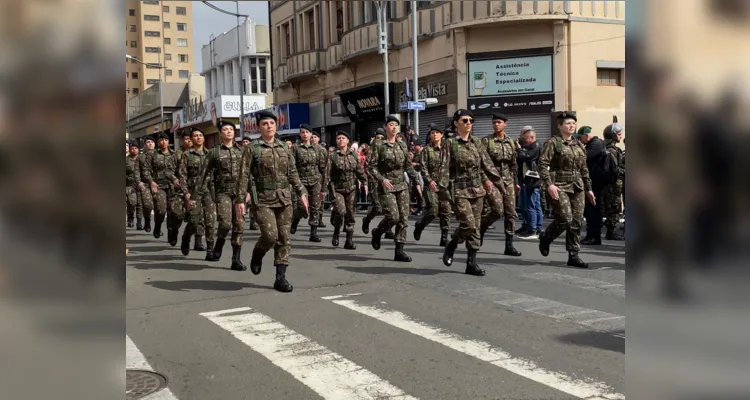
[330, 96, 343, 116]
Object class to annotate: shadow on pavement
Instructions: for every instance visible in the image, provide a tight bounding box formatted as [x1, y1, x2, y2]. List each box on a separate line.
[145, 279, 272, 292]
[554, 330, 625, 354]
[338, 265, 463, 276]
[298, 253, 373, 262]
[125, 239, 155, 245]
[130, 262, 227, 272]
[126, 245, 175, 253]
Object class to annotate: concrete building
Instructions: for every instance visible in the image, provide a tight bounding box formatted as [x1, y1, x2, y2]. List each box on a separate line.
[200, 18, 273, 106]
[126, 0, 195, 98]
[270, 0, 625, 145]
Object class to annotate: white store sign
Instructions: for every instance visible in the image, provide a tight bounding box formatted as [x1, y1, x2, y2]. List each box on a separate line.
[171, 95, 265, 132]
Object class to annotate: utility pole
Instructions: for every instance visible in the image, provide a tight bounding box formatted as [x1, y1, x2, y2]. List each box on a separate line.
[235, 1, 244, 140]
[158, 50, 164, 136]
[376, 1, 389, 122]
[411, 0, 419, 137]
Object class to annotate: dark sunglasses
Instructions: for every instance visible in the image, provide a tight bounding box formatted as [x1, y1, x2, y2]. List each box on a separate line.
[459, 118, 474, 124]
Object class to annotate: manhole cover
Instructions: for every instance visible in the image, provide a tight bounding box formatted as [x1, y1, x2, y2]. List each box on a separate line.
[126, 369, 168, 400]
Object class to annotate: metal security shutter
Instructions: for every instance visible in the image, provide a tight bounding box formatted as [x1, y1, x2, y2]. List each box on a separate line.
[472, 113, 552, 141]
[417, 106, 448, 145]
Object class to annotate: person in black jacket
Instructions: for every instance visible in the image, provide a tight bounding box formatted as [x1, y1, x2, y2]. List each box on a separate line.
[515, 126, 543, 238]
[576, 126, 607, 244]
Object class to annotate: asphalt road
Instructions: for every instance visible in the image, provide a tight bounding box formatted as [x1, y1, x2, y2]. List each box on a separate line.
[126, 213, 625, 400]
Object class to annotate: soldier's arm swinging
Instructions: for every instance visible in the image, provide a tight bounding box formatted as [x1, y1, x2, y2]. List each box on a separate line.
[478, 144, 505, 194]
[538, 141, 555, 190]
[235, 146, 254, 205]
[367, 143, 385, 186]
[286, 145, 308, 209]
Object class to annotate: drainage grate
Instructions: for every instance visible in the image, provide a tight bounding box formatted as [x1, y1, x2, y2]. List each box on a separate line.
[126, 369, 168, 400]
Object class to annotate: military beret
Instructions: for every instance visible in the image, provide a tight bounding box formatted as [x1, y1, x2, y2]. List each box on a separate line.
[335, 130, 350, 139]
[428, 123, 443, 133]
[453, 109, 473, 121]
[189, 127, 204, 135]
[385, 115, 400, 125]
[255, 110, 277, 123]
[181, 130, 192, 137]
[144, 135, 155, 143]
[156, 132, 170, 141]
[311, 130, 320, 137]
[491, 113, 508, 122]
[374, 128, 385, 136]
[556, 111, 577, 122]
[217, 120, 236, 130]
[242, 134, 253, 141]
[575, 126, 592, 138]
[128, 141, 139, 148]
[299, 124, 313, 132]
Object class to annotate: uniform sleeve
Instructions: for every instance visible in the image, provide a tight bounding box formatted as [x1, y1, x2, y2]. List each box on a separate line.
[478, 143, 503, 188]
[418, 148, 432, 185]
[286, 146, 307, 197]
[510, 140, 519, 186]
[402, 143, 420, 184]
[199, 149, 217, 200]
[234, 146, 253, 204]
[142, 152, 155, 184]
[321, 150, 332, 191]
[437, 139, 451, 191]
[367, 143, 385, 183]
[579, 144, 593, 192]
[163, 154, 177, 181]
[538, 140, 556, 189]
[354, 154, 368, 186]
[178, 152, 189, 196]
[132, 158, 142, 186]
[317, 147, 327, 177]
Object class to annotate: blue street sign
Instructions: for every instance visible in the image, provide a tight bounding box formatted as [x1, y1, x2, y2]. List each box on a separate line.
[407, 101, 425, 111]
[398, 102, 409, 111]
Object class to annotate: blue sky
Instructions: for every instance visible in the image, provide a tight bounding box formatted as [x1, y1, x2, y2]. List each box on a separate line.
[192, 1, 269, 72]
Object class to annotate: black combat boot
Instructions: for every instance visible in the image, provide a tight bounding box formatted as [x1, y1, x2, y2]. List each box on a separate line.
[330, 213, 335, 227]
[180, 233, 191, 256]
[479, 222, 488, 247]
[362, 216, 371, 234]
[168, 227, 178, 247]
[504, 234, 522, 256]
[143, 215, 151, 233]
[136, 217, 143, 230]
[567, 252, 589, 268]
[127, 215, 134, 228]
[273, 264, 293, 293]
[205, 241, 216, 261]
[332, 225, 340, 247]
[605, 229, 624, 241]
[384, 229, 395, 240]
[539, 231, 551, 257]
[394, 243, 412, 262]
[344, 232, 356, 250]
[212, 238, 226, 260]
[439, 230, 449, 247]
[250, 248, 264, 275]
[194, 236, 206, 251]
[231, 245, 246, 271]
[465, 250, 486, 276]
[152, 217, 163, 238]
[371, 227, 384, 250]
[318, 213, 326, 228]
[443, 237, 459, 267]
[581, 236, 602, 245]
[290, 217, 300, 234]
[249, 221, 258, 230]
[413, 222, 425, 241]
[309, 226, 321, 242]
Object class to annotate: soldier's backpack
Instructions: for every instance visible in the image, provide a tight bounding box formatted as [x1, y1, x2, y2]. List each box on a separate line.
[598, 147, 620, 185]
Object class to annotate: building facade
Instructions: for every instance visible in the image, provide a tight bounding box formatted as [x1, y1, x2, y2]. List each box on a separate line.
[270, 0, 625, 145]
[200, 19, 274, 107]
[126, 0, 195, 98]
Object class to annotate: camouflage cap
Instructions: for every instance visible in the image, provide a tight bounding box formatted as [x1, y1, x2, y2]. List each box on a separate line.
[575, 126, 593, 138]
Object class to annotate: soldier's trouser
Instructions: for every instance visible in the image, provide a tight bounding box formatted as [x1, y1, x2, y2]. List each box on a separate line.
[544, 189, 585, 252]
[364, 182, 382, 221]
[139, 186, 154, 217]
[418, 188, 451, 231]
[584, 186, 604, 238]
[254, 204, 293, 265]
[215, 193, 245, 246]
[167, 188, 186, 231]
[184, 194, 217, 243]
[452, 196, 484, 251]
[332, 189, 357, 233]
[376, 188, 410, 243]
[602, 179, 623, 230]
[481, 182, 516, 235]
[125, 187, 137, 221]
[135, 186, 144, 219]
[301, 182, 321, 226]
[152, 186, 168, 228]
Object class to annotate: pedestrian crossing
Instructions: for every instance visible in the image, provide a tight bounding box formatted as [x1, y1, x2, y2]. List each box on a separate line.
[128, 284, 625, 400]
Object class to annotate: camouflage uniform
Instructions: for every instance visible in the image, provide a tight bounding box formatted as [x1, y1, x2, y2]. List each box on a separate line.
[142, 147, 184, 244]
[236, 137, 306, 292]
[368, 139, 420, 261]
[602, 139, 625, 238]
[316, 143, 329, 228]
[439, 134, 504, 276]
[291, 142, 326, 241]
[414, 143, 452, 245]
[362, 139, 383, 233]
[538, 135, 592, 267]
[200, 143, 246, 269]
[137, 149, 154, 232]
[323, 147, 368, 249]
[125, 155, 141, 228]
[178, 147, 216, 258]
[480, 134, 521, 255]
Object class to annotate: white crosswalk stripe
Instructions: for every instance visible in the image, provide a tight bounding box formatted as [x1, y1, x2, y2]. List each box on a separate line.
[126, 335, 178, 400]
[200, 307, 419, 400]
[326, 297, 625, 400]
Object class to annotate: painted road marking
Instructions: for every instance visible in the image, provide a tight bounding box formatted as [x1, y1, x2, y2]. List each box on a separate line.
[328, 298, 624, 400]
[201, 307, 418, 400]
[126, 335, 178, 399]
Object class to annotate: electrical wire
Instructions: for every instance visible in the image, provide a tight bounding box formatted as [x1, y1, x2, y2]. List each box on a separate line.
[201, 1, 249, 18]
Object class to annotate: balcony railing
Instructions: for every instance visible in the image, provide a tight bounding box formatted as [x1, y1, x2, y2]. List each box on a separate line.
[326, 43, 343, 70]
[287, 50, 326, 81]
[446, 0, 623, 28]
[274, 63, 288, 88]
[341, 22, 382, 62]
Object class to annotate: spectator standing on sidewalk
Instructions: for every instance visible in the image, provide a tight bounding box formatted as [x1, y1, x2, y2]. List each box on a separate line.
[516, 126, 543, 238]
